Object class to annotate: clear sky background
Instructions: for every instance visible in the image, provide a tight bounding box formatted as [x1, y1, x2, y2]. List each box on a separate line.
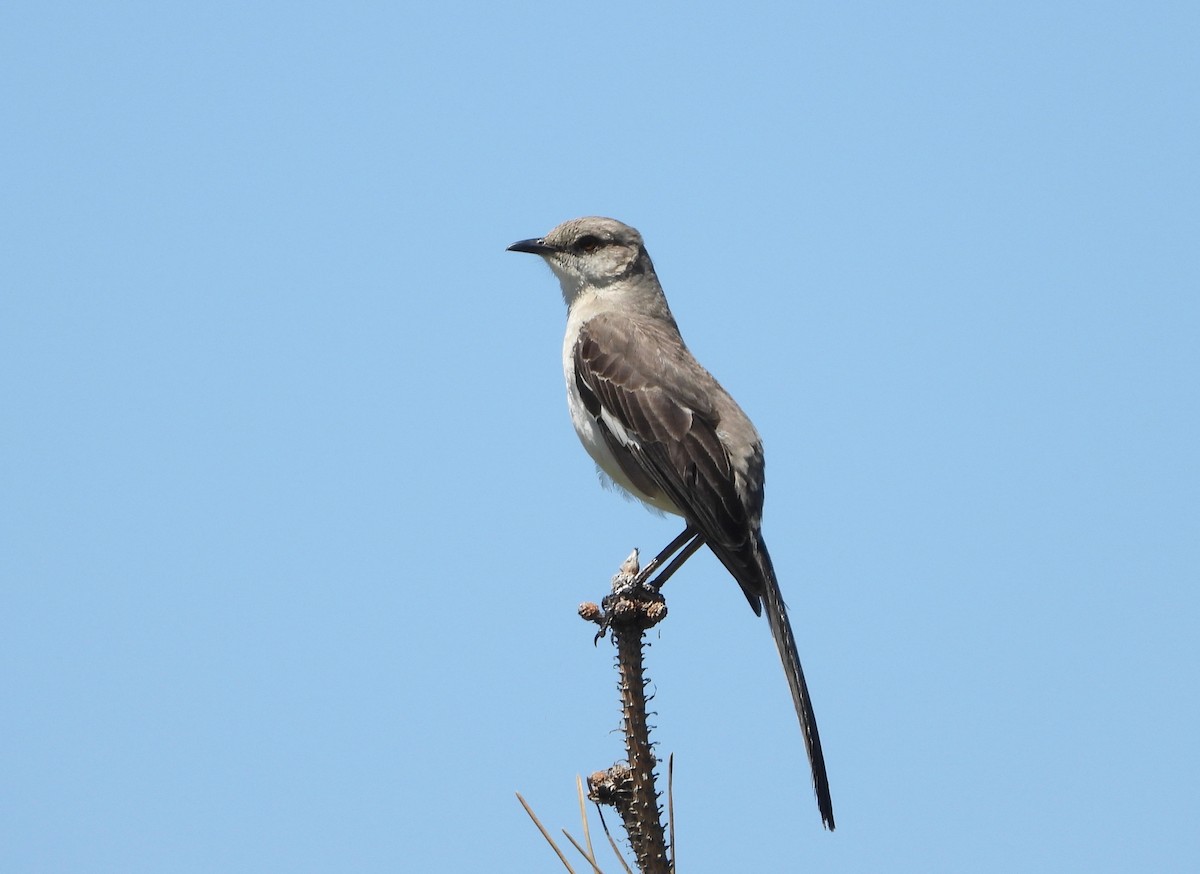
[2, 2, 1197, 872]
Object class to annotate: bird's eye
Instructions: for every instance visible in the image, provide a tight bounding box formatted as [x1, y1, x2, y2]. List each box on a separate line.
[576, 235, 601, 254]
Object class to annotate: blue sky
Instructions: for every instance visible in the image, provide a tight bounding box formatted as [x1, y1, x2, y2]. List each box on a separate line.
[2, 2, 1197, 871]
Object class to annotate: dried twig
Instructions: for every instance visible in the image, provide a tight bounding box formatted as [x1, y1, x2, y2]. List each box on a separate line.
[667, 754, 676, 874]
[516, 793, 577, 873]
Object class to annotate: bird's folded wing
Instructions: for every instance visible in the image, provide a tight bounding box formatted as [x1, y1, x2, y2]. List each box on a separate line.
[573, 313, 763, 606]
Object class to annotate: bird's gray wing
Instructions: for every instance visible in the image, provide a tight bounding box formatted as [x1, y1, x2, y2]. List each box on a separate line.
[573, 312, 764, 611]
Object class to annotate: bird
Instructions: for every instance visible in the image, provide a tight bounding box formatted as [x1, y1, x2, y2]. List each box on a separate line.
[508, 216, 835, 830]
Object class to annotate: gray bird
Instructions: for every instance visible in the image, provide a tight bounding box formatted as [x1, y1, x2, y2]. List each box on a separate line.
[509, 216, 835, 830]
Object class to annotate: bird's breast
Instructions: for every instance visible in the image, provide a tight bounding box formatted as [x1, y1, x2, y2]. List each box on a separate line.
[561, 328, 681, 516]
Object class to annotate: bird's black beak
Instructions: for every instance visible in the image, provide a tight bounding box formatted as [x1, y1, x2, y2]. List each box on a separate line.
[507, 237, 554, 255]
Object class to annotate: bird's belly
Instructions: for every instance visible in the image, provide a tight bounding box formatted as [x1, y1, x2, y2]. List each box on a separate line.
[565, 379, 681, 516]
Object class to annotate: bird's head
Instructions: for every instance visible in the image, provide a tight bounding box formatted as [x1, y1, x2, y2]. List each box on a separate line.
[508, 216, 651, 303]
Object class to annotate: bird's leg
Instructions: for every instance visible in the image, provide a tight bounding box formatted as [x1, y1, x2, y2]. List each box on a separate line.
[634, 526, 698, 585]
[646, 532, 705, 592]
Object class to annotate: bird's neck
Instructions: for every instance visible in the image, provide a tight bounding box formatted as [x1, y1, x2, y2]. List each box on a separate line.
[565, 275, 679, 330]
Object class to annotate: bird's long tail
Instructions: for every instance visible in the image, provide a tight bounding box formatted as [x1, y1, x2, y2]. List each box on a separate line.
[755, 538, 836, 831]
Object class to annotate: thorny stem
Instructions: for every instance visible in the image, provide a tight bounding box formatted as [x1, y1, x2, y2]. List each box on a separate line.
[580, 552, 671, 874]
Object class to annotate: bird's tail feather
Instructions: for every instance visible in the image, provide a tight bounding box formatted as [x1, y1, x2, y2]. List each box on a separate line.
[755, 539, 836, 831]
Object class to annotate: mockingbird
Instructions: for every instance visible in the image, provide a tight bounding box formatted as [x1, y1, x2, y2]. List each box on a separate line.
[508, 216, 835, 830]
